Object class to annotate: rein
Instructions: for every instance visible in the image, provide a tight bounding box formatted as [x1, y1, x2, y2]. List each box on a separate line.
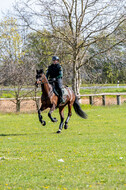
[37, 74, 48, 85]
[41, 90, 53, 101]
[38, 73, 54, 100]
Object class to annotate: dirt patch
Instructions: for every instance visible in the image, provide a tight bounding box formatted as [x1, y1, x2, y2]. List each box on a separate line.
[0, 96, 126, 113]
[81, 96, 126, 106]
[0, 99, 38, 113]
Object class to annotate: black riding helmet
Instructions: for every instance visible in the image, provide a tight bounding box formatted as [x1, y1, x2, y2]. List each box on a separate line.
[52, 56, 59, 61]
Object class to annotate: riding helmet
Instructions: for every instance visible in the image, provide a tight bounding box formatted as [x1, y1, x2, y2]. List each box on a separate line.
[52, 56, 59, 61]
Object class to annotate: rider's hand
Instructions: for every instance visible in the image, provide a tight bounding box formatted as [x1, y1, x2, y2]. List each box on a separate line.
[52, 78, 56, 82]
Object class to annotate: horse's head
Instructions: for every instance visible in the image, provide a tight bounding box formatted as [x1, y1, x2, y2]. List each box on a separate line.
[35, 69, 44, 87]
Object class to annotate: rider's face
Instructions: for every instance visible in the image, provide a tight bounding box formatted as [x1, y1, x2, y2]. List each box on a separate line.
[53, 60, 58, 64]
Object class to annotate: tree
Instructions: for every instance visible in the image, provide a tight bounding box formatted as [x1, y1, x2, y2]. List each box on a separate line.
[0, 17, 36, 112]
[24, 30, 54, 69]
[15, 0, 126, 94]
[24, 28, 73, 84]
[0, 17, 24, 64]
[85, 20, 126, 83]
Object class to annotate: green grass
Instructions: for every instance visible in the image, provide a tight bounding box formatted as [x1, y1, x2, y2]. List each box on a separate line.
[80, 87, 126, 95]
[0, 91, 14, 98]
[1, 84, 126, 98]
[0, 90, 39, 99]
[0, 105, 126, 190]
[2, 88, 126, 98]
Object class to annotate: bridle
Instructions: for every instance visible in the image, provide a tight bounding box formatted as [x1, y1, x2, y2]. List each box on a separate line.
[36, 73, 53, 100]
[36, 73, 48, 85]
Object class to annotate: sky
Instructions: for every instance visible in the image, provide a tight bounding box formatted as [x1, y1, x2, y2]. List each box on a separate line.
[0, 0, 15, 18]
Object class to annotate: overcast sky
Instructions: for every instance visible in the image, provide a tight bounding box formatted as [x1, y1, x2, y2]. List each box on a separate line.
[0, 0, 15, 18]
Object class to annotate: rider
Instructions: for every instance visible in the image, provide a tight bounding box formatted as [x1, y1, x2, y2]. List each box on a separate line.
[46, 56, 65, 103]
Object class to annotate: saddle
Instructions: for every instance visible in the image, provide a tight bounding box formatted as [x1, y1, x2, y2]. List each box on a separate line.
[53, 86, 68, 97]
[49, 80, 69, 100]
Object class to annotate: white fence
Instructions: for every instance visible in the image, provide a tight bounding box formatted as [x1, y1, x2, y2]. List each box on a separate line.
[79, 92, 126, 105]
[0, 93, 126, 112]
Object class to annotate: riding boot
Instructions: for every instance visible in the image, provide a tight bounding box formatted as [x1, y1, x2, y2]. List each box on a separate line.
[59, 89, 65, 103]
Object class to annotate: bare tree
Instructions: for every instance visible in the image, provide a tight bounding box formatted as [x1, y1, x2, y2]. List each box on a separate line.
[15, 0, 126, 95]
[0, 17, 36, 112]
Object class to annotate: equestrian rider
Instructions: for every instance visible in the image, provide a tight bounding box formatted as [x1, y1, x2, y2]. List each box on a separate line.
[46, 56, 65, 103]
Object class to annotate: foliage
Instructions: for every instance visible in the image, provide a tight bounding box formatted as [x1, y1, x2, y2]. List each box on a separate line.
[24, 30, 53, 69]
[0, 105, 126, 189]
[86, 22, 126, 84]
[0, 17, 37, 112]
[24, 29, 73, 84]
[0, 17, 24, 63]
[15, 0, 126, 94]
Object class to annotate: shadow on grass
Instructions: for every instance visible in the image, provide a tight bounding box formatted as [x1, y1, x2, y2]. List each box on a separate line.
[0, 133, 43, 137]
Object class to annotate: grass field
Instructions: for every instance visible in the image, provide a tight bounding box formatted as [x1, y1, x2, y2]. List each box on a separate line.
[0, 105, 126, 190]
[80, 87, 126, 95]
[1, 84, 126, 98]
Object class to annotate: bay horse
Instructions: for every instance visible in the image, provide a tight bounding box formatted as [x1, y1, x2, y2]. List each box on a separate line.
[35, 69, 87, 133]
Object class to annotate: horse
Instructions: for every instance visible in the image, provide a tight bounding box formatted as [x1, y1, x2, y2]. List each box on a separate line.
[35, 69, 87, 133]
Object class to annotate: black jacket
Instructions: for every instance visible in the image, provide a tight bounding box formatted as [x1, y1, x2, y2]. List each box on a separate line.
[46, 63, 63, 79]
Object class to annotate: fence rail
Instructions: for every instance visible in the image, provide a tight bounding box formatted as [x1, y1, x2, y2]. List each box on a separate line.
[0, 97, 40, 101]
[79, 92, 126, 105]
[0, 92, 126, 106]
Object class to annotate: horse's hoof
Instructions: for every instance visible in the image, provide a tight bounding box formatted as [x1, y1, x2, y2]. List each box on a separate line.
[64, 124, 68, 129]
[42, 121, 46, 126]
[56, 130, 61, 134]
[53, 118, 58, 122]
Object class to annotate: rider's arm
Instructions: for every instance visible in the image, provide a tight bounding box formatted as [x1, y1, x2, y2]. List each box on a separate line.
[46, 67, 50, 79]
[57, 65, 63, 79]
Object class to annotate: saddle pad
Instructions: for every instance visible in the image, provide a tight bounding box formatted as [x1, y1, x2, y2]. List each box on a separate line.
[62, 87, 69, 97]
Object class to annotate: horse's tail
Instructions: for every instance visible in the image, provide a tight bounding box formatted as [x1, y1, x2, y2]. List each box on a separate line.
[73, 96, 87, 119]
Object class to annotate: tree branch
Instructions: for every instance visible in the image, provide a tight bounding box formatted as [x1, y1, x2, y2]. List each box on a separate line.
[77, 38, 125, 70]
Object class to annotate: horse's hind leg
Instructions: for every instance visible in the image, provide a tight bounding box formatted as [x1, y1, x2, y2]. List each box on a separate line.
[57, 106, 64, 133]
[64, 103, 72, 129]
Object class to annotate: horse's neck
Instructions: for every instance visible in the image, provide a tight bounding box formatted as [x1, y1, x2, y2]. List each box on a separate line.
[41, 77, 52, 96]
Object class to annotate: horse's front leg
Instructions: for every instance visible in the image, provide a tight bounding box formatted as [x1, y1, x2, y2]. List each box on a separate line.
[38, 106, 46, 126]
[57, 106, 64, 133]
[48, 104, 58, 122]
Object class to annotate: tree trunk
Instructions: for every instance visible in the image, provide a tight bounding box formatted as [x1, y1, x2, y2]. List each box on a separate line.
[72, 53, 77, 94]
[16, 99, 20, 112]
[76, 67, 81, 96]
[72, 55, 81, 96]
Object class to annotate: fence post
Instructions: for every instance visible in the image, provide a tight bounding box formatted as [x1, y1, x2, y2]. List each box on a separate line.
[89, 96, 93, 105]
[117, 95, 121, 105]
[102, 95, 106, 106]
[78, 95, 81, 104]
